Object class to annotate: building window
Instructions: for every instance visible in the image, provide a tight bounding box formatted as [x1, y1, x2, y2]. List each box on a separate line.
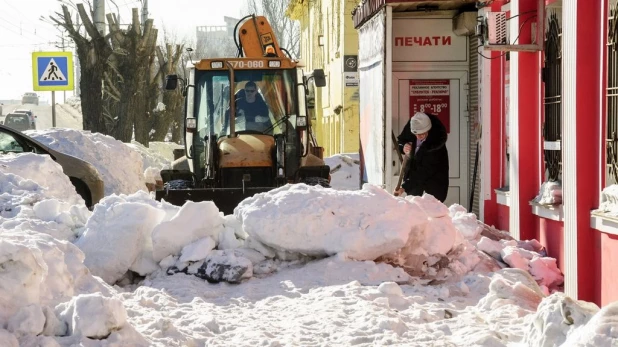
[542, 13, 562, 182]
[607, 0, 618, 185]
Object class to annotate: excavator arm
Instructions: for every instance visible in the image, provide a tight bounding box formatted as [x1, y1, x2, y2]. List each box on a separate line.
[237, 15, 284, 58]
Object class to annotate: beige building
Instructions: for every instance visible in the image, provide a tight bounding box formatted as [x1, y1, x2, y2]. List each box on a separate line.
[287, 0, 360, 156]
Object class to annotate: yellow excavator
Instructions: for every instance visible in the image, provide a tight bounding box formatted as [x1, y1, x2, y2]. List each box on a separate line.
[155, 15, 330, 214]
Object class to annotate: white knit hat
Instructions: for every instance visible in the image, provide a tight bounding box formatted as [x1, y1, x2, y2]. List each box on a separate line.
[410, 112, 432, 134]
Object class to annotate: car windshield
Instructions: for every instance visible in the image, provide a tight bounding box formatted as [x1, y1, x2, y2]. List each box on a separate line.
[194, 69, 297, 139]
[6, 115, 29, 124]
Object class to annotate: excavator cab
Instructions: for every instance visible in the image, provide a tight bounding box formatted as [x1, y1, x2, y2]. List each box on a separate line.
[156, 16, 330, 214]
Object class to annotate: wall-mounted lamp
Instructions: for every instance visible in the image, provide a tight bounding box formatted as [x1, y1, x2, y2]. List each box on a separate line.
[318, 35, 324, 47]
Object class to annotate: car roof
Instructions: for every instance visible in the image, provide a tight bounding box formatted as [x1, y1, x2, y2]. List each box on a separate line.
[13, 109, 32, 113]
[0, 124, 51, 149]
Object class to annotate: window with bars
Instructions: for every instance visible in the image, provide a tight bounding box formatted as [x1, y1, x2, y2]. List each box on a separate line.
[607, 1, 618, 185]
[542, 13, 562, 182]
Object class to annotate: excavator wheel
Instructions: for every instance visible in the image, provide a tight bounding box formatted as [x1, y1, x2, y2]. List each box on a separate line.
[300, 177, 331, 188]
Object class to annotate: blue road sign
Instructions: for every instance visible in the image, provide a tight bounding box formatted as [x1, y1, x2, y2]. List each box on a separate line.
[32, 51, 74, 91]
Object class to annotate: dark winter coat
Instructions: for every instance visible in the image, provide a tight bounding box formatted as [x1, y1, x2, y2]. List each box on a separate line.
[397, 114, 449, 202]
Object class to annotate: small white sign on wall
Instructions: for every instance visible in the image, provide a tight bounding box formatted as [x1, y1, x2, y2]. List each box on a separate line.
[392, 18, 467, 62]
[344, 72, 359, 87]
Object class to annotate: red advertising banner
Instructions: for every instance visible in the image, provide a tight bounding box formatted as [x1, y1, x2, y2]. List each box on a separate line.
[409, 79, 450, 133]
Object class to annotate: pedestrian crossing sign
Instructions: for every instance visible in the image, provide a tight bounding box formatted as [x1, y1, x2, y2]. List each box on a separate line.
[32, 51, 74, 91]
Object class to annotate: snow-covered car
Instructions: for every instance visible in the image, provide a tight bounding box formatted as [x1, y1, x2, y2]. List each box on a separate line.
[11, 108, 36, 129]
[0, 124, 104, 208]
[21, 92, 39, 105]
[3, 113, 34, 131]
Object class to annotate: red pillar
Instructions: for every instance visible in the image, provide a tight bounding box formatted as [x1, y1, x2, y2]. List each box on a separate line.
[482, 0, 503, 227]
[514, 0, 541, 241]
[570, 0, 602, 303]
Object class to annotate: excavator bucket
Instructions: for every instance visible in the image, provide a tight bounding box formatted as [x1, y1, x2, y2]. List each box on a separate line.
[155, 187, 274, 215]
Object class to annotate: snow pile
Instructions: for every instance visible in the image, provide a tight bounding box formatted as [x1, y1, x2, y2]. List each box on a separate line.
[595, 184, 618, 216]
[235, 183, 421, 260]
[72, 182, 564, 291]
[0, 229, 146, 344]
[324, 153, 360, 190]
[0, 153, 85, 207]
[523, 292, 600, 346]
[562, 300, 618, 346]
[127, 140, 174, 173]
[27, 128, 146, 195]
[0, 153, 91, 241]
[476, 236, 564, 292]
[74, 191, 176, 284]
[533, 180, 563, 205]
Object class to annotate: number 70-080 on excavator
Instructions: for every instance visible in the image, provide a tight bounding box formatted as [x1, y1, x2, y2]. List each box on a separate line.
[155, 15, 331, 215]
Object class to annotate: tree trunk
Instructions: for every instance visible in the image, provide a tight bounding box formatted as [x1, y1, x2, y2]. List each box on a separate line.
[149, 44, 185, 143]
[77, 47, 107, 133]
[106, 10, 158, 145]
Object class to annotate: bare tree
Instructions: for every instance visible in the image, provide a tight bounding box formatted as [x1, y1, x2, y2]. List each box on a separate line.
[244, 0, 300, 58]
[50, 3, 182, 147]
[148, 43, 185, 143]
[104, 9, 158, 145]
[50, 4, 113, 134]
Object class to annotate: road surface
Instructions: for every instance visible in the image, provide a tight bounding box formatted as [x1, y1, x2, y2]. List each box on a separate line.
[1, 102, 83, 130]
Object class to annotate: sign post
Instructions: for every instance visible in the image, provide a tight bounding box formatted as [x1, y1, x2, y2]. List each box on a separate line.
[31, 51, 74, 127]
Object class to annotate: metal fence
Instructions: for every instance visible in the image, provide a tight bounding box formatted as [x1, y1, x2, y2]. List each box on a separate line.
[543, 13, 562, 182]
[607, 1, 618, 185]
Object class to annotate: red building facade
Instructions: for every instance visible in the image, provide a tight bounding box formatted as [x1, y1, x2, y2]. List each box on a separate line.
[353, 0, 618, 306]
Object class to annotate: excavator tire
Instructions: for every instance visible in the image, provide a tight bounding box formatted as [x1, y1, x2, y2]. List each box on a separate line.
[300, 177, 331, 188]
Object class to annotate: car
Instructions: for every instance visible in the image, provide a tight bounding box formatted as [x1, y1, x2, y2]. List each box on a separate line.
[22, 92, 39, 105]
[3, 113, 35, 132]
[0, 124, 104, 209]
[11, 109, 36, 129]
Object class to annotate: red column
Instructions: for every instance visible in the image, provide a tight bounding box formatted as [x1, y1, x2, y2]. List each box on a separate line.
[573, 0, 602, 303]
[515, 0, 542, 241]
[482, 0, 503, 227]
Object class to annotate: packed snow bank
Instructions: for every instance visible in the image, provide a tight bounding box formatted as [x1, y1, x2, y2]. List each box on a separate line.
[0, 153, 91, 241]
[235, 183, 425, 260]
[0, 229, 114, 323]
[0, 153, 85, 207]
[27, 128, 147, 195]
[73, 191, 181, 283]
[524, 292, 600, 346]
[72, 183, 564, 290]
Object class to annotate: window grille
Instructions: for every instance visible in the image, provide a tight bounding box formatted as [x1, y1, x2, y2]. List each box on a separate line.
[607, 0, 618, 185]
[542, 13, 562, 182]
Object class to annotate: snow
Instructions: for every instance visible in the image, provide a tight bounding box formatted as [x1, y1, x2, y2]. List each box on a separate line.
[324, 153, 360, 190]
[595, 184, 618, 216]
[532, 181, 563, 205]
[0, 127, 615, 346]
[26, 128, 147, 195]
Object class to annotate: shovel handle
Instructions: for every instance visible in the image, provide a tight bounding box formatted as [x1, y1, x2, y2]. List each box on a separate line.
[393, 154, 410, 196]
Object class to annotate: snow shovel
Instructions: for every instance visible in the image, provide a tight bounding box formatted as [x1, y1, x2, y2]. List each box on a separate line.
[393, 154, 410, 196]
